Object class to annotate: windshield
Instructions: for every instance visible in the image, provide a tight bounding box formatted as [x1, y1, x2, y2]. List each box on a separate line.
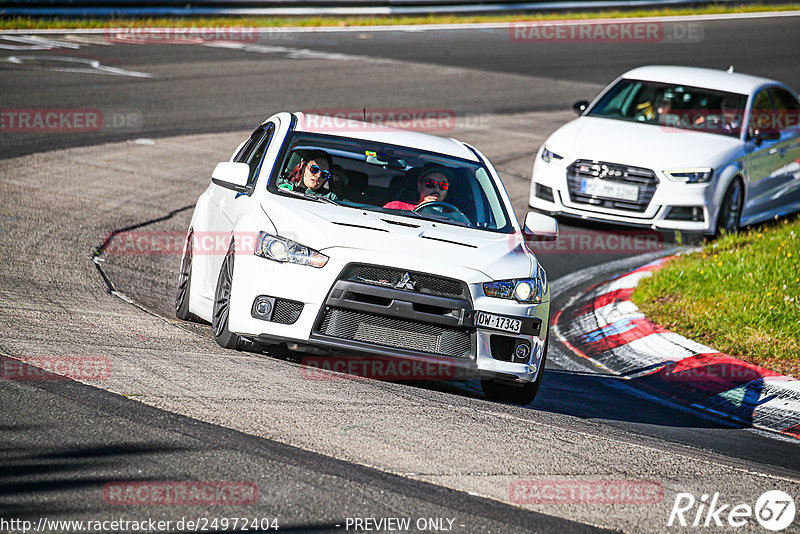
[266, 132, 513, 232]
[588, 78, 748, 137]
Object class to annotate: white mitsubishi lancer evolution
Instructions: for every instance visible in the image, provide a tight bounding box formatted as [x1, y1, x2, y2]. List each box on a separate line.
[175, 112, 559, 404]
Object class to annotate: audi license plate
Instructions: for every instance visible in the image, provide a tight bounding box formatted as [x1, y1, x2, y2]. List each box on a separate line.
[476, 312, 522, 334]
[580, 179, 638, 201]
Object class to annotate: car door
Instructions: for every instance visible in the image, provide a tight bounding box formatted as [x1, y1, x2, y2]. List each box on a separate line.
[742, 89, 784, 222]
[763, 87, 800, 217]
[204, 123, 276, 295]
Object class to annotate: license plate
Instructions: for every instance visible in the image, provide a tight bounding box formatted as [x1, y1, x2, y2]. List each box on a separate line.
[580, 179, 638, 201]
[475, 312, 522, 334]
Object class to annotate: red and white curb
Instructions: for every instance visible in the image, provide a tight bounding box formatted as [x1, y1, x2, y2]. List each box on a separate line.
[553, 257, 800, 439]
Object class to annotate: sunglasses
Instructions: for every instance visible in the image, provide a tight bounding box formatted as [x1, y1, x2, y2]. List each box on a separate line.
[422, 179, 449, 191]
[307, 164, 331, 180]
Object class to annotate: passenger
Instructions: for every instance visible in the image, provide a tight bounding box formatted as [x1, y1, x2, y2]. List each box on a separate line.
[278, 150, 339, 201]
[720, 95, 743, 134]
[383, 164, 451, 211]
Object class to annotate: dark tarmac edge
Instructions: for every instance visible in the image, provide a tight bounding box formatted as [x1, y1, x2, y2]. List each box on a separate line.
[0, 353, 612, 534]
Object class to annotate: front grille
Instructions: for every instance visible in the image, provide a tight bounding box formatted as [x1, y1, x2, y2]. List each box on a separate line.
[272, 299, 303, 324]
[566, 160, 659, 213]
[341, 264, 467, 299]
[317, 308, 472, 358]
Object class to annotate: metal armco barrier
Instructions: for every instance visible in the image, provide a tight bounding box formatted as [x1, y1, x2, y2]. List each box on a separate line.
[0, 0, 751, 16]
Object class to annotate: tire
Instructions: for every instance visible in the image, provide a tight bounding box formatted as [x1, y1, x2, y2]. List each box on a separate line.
[175, 230, 199, 321]
[481, 335, 548, 405]
[716, 179, 743, 237]
[212, 244, 242, 350]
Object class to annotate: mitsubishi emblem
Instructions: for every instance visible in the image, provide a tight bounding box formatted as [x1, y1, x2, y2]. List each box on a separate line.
[395, 272, 416, 291]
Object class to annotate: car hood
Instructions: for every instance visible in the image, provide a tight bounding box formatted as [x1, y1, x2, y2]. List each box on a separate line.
[546, 116, 742, 170]
[261, 197, 536, 282]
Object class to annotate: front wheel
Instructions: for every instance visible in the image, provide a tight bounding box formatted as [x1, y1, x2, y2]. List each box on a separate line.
[175, 230, 198, 321]
[715, 179, 743, 237]
[481, 336, 547, 405]
[212, 246, 242, 350]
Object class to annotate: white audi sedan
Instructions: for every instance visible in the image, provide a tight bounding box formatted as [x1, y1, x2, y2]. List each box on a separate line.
[176, 112, 558, 404]
[529, 65, 800, 235]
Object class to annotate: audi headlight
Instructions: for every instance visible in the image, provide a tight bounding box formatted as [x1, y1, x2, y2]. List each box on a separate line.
[664, 168, 713, 183]
[483, 266, 547, 304]
[540, 146, 565, 164]
[256, 231, 328, 268]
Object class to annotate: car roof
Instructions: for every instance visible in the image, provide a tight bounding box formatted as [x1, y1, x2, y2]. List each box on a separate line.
[292, 112, 479, 162]
[620, 65, 783, 95]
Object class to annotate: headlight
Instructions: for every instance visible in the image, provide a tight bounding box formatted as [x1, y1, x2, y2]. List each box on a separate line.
[540, 146, 565, 164]
[664, 168, 713, 183]
[483, 266, 547, 304]
[255, 231, 328, 268]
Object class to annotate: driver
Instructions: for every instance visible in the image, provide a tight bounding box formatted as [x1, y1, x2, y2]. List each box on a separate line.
[383, 164, 451, 211]
[277, 150, 339, 201]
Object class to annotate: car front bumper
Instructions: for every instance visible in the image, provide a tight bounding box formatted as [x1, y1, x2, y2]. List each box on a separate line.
[227, 250, 549, 383]
[529, 156, 717, 234]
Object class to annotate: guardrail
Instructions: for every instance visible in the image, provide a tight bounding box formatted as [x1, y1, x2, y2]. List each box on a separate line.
[0, 0, 753, 17]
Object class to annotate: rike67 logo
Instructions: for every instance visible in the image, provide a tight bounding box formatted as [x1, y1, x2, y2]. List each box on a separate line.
[668, 490, 796, 531]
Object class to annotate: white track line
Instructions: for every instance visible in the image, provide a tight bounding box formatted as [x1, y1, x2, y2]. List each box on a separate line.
[0, 10, 798, 35]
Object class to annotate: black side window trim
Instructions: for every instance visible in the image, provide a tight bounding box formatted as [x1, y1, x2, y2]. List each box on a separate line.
[247, 123, 276, 188]
[234, 126, 265, 163]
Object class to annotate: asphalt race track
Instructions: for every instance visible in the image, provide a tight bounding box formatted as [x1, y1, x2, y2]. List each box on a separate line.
[1, 13, 800, 533]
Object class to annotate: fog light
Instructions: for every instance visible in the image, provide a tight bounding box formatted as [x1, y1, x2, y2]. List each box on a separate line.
[251, 296, 275, 321]
[535, 183, 554, 203]
[665, 206, 705, 222]
[513, 340, 531, 363]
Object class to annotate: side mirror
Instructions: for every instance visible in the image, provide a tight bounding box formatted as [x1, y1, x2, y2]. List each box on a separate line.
[752, 128, 780, 147]
[572, 100, 589, 115]
[212, 162, 251, 193]
[523, 212, 558, 241]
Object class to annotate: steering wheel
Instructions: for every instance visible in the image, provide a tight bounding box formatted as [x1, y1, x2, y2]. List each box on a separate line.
[414, 201, 471, 225]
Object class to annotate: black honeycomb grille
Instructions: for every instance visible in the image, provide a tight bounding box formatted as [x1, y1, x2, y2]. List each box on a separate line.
[318, 308, 471, 358]
[272, 299, 303, 324]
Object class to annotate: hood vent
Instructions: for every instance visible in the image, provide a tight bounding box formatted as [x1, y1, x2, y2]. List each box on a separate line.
[420, 235, 477, 248]
[332, 221, 388, 232]
[381, 218, 421, 228]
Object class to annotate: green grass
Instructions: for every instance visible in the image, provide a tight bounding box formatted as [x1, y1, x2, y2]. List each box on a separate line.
[632, 217, 800, 377]
[2, 3, 800, 30]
